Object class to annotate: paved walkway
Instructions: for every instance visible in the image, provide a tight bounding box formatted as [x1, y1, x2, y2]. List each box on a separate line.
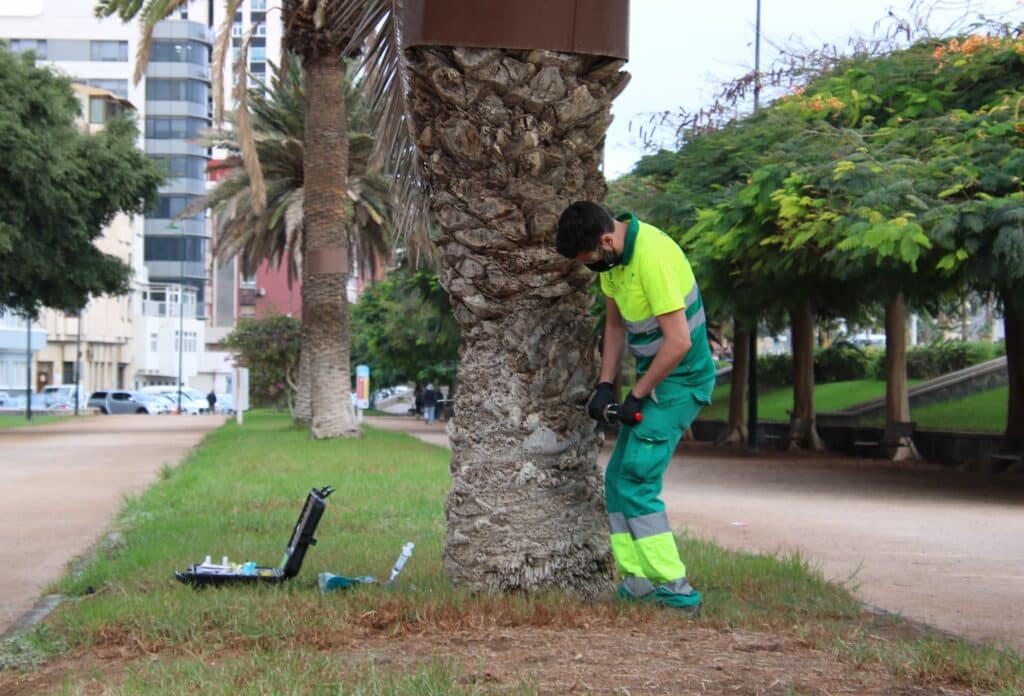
[365, 415, 1024, 653]
[0, 415, 224, 634]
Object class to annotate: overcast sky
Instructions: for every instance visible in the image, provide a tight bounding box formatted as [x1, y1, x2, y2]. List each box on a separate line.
[604, 0, 1024, 178]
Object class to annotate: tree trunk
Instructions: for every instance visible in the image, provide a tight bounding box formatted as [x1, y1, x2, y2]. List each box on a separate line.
[1002, 289, 1024, 455]
[303, 51, 358, 439]
[718, 320, 748, 444]
[884, 293, 918, 460]
[294, 318, 312, 424]
[405, 46, 629, 596]
[789, 299, 824, 450]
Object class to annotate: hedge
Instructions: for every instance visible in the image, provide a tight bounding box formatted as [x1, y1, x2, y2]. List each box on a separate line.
[749, 340, 1004, 386]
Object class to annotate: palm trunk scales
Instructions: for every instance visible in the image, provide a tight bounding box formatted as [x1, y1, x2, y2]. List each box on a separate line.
[406, 47, 629, 595]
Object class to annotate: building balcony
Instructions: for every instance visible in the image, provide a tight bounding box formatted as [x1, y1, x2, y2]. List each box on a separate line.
[146, 61, 210, 82]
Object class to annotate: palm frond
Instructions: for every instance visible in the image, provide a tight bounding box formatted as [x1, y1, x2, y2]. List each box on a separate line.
[131, 0, 188, 84]
[211, 0, 244, 125]
[232, 25, 267, 213]
[352, 3, 435, 268]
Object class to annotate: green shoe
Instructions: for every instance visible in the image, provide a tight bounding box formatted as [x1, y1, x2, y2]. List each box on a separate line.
[617, 582, 702, 617]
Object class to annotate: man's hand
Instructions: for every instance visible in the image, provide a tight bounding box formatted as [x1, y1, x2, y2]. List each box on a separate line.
[587, 382, 617, 422]
[618, 392, 643, 425]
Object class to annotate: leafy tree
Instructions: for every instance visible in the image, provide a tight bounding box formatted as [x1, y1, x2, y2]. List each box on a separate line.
[0, 48, 162, 318]
[223, 315, 302, 409]
[350, 266, 460, 393]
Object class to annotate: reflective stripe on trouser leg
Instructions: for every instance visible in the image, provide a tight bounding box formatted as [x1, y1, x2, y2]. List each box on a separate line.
[605, 435, 644, 579]
[615, 380, 708, 595]
[628, 511, 686, 584]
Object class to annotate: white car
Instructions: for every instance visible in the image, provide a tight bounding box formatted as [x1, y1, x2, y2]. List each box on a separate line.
[139, 386, 209, 414]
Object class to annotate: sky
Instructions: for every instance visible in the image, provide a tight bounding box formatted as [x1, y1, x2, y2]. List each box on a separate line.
[604, 0, 1024, 178]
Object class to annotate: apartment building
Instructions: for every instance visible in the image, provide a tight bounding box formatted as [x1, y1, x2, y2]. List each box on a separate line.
[2, 0, 231, 394]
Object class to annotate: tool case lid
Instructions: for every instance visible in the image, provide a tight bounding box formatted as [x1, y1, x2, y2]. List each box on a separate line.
[279, 485, 334, 578]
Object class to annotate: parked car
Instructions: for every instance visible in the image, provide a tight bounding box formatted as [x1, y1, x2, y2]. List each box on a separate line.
[132, 391, 172, 415]
[213, 393, 236, 414]
[88, 390, 159, 414]
[40, 385, 86, 410]
[138, 386, 209, 414]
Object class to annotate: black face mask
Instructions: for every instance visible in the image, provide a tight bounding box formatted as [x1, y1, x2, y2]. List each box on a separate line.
[584, 248, 622, 273]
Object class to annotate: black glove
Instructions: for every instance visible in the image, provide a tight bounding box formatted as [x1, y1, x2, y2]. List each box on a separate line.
[618, 392, 643, 425]
[587, 382, 617, 422]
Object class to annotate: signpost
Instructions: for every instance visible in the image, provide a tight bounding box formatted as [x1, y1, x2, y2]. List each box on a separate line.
[355, 365, 370, 422]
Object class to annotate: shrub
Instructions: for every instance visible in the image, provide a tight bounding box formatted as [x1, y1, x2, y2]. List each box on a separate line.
[757, 353, 792, 389]
[814, 341, 876, 383]
[906, 340, 1003, 380]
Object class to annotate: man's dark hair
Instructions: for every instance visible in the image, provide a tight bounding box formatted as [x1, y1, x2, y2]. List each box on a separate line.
[555, 201, 615, 258]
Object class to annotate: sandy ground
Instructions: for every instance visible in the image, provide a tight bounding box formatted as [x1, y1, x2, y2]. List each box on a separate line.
[365, 415, 1024, 654]
[0, 414, 224, 634]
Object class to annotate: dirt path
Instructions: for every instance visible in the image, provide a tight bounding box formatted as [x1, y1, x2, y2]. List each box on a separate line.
[0, 415, 225, 634]
[365, 416, 1024, 653]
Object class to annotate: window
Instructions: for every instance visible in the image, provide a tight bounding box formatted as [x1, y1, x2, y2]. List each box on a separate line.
[62, 362, 74, 383]
[150, 155, 207, 180]
[84, 79, 128, 98]
[150, 40, 209, 66]
[254, 24, 267, 37]
[175, 331, 196, 351]
[145, 79, 209, 106]
[250, 46, 266, 62]
[8, 39, 47, 59]
[250, 0, 266, 10]
[90, 40, 128, 62]
[231, 23, 244, 38]
[90, 391, 107, 399]
[144, 234, 205, 262]
[144, 116, 207, 140]
[89, 97, 106, 124]
[150, 333, 158, 351]
[240, 272, 257, 288]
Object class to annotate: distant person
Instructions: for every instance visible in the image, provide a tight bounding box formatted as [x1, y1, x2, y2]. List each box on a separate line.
[413, 384, 424, 418]
[206, 390, 217, 414]
[422, 383, 439, 425]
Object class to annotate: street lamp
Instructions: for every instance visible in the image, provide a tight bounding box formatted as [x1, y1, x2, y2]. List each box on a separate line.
[165, 222, 184, 414]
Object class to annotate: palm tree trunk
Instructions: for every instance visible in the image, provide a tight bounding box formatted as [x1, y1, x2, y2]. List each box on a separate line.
[719, 320, 748, 444]
[1002, 289, 1023, 455]
[294, 315, 312, 424]
[789, 299, 824, 450]
[303, 50, 358, 439]
[406, 46, 629, 596]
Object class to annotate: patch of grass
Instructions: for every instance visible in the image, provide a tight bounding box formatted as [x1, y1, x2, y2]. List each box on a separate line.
[700, 380, 915, 422]
[16, 409, 1022, 694]
[902, 386, 1007, 433]
[835, 628, 1024, 695]
[0, 414, 67, 429]
[74, 653, 536, 696]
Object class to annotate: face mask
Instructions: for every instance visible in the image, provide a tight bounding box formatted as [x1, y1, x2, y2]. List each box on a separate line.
[584, 248, 621, 273]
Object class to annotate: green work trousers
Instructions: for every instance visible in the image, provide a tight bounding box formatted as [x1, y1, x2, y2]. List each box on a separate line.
[605, 376, 712, 604]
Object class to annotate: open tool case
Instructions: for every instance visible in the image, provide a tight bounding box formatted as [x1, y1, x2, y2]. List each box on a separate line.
[175, 485, 334, 587]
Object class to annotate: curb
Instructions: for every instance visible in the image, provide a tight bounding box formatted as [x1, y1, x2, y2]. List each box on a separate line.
[1, 595, 62, 641]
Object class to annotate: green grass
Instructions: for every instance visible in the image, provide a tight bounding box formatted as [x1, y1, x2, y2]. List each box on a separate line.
[3, 410, 1020, 693]
[700, 381, 1005, 433]
[0, 414, 67, 429]
[901, 386, 1007, 433]
[699, 380, 912, 422]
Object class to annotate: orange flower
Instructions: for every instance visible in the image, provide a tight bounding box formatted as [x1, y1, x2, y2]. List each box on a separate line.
[933, 45, 947, 59]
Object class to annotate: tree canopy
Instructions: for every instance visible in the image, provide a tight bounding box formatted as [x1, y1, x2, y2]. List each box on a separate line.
[608, 23, 1024, 449]
[0, 47, 163, 318]
[349, 265, 460, 389]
